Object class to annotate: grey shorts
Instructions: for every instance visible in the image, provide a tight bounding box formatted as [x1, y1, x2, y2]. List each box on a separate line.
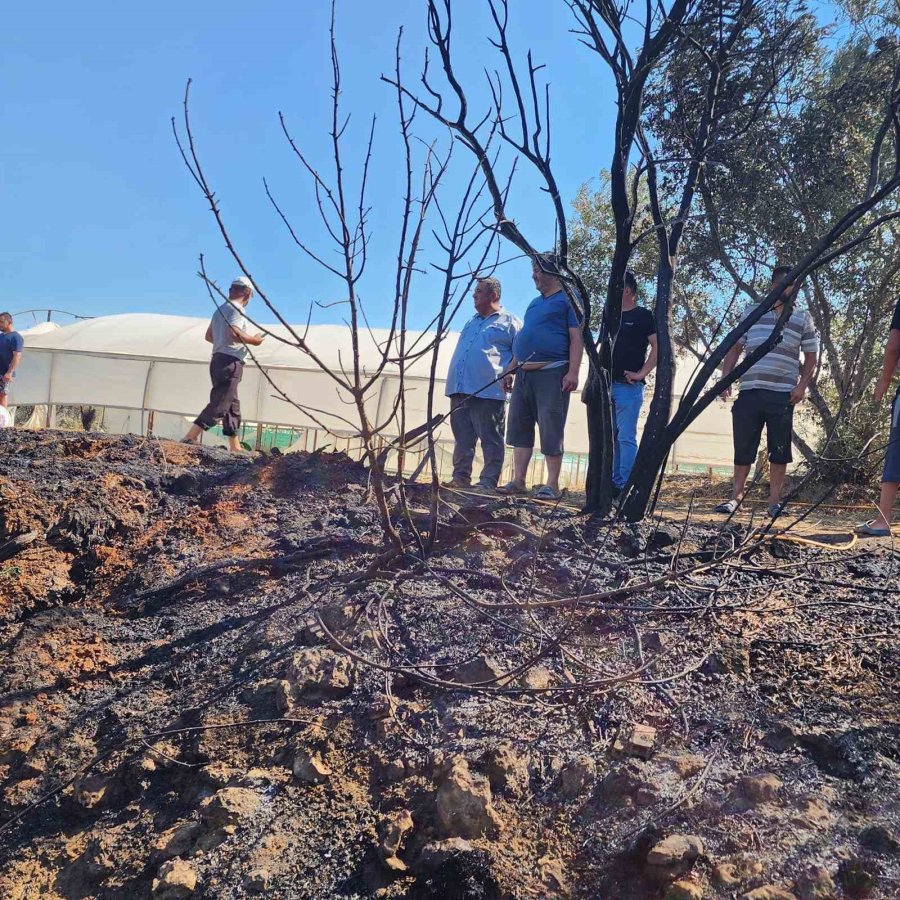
[506, 367, 570, 456]
[883, 393, 900, 483]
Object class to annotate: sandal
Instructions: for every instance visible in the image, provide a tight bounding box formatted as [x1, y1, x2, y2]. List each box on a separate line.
[533, 485, 563, 501]
[496, 481, 528, 495]
[714, 499, 739, 514]
[857, 520, 891, 537]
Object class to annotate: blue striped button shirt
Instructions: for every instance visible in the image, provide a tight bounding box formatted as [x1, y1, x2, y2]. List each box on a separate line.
[445, 309, 522, 401]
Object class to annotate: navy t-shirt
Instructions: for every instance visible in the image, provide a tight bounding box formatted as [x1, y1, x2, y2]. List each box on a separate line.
[0, 331, 23, 374]
[612, 307, 656, 381]
[512, 291, 579, 365]
[891, 298, 900, 332]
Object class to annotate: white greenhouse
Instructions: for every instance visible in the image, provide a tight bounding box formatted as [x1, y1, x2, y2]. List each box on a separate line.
[10, 313, 736, 487]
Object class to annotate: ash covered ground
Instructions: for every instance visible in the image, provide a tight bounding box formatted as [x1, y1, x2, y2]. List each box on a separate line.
[1, 430, 899, 899]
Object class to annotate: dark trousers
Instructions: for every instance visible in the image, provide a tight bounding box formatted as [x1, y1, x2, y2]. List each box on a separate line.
[449, 394, 506, 487]
[195, 352, 244, 437]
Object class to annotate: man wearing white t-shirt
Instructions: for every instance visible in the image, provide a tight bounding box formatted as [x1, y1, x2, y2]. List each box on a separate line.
[183, 276, 265, 452]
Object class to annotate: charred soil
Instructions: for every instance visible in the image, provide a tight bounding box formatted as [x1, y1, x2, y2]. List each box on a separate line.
[1, 431, 899, 899]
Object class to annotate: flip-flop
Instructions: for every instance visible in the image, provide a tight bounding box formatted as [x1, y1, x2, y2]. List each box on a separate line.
[497, 481, 528, 495]
[856, 521, 891, 537]
[533, 485, 563, 501]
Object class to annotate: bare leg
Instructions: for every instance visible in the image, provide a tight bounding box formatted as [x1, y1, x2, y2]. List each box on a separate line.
[227, 435, 242, 453]
[545, 454, 563, 493]
[512, 446, 532, 487]
[768, 463, 787, 505]
[875, 482, 899, 530]
[183, 423, 203, 443]
[731, 464, 752, 501]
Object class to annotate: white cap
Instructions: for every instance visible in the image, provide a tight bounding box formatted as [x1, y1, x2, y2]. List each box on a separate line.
[231, 276, 254, 292]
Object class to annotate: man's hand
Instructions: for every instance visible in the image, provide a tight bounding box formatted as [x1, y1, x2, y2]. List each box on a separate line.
[718, 384, 732, 401]
[1, 373, 11, 384]
[623, 370, 643, 384]
[502, 374, 514, 393]
[789, 384, 808, 405]
[875, 376, 891, 404]
[562, 370, 579, 392]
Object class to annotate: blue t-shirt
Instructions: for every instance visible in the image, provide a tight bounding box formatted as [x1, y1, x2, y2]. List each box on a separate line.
[0, 331, 23, 374]
[512, 291, 579, 365]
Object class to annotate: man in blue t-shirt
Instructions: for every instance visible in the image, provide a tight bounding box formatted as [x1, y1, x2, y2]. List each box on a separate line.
[0, 312, 24, 409]
[498, 253, 584, 500]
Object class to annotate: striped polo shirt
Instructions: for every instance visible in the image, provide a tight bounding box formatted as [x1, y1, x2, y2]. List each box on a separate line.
[737, 303, 820, 393]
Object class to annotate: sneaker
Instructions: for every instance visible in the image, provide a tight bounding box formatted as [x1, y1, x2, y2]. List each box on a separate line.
[441, 478, 471, 489]
[767, 502, 784, 519]
[714, 499, 739, 514]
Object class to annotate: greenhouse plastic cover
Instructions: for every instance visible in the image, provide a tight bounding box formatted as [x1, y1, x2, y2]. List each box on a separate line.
[14, 313, 734, 463]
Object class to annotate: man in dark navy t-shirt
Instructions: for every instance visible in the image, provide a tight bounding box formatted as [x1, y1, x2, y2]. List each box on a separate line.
[0, 312, 24, 409]
[608, 271, 657, 493]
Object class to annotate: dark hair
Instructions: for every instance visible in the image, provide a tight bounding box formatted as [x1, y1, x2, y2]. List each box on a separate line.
[623, 270, 638, 295]
[772, 265, 792, 283]
[0, 312, 11, 323]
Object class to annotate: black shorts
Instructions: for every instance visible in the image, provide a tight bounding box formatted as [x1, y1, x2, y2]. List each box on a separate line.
[732, 389, 793, 466]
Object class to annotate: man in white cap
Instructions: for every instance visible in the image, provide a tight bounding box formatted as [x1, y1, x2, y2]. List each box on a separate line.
[183, 276, 265, 452]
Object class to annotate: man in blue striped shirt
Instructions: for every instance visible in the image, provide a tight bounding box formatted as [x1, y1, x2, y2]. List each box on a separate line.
[444, 277, 521, 489]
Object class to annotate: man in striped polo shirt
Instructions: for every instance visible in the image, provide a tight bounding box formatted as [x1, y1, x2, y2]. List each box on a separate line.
[715, 266, 820, 518]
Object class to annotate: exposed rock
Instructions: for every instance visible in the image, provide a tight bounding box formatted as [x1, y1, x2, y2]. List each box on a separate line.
[795, 865, 838, 900]
[243, 869, 272, 893]
[414, 838, 476, 873]
[703, 646, 751, 676]
[198, 787, 260, 828]
[646, 835, 704, 881]
[736, 773, 783, 805]
[485, 743, 530, 797]
[538, 855, 567, 893]
[281, 648, 354, 705]
[72, 774, 112, 810]
[667, 880, 704, 900]
[792, 797, 832, 829]
[613, 723, 657, 759]
[293, 749, 332, 784]
[379, 809, 414, 871]
[739, 888, 797, 900]
[558, 755, 596, 800]
[451, 655, 505, 686]
[152, 822, 203, 861]
[435, 757, 503, 838]
[152, 859, 198, 899]
[520, 666, 553, 690]
[859, 823, 900, 855]
[671, 753, 706, 779]
[837, 856, 880, 897]
[713, 857, 764, 887]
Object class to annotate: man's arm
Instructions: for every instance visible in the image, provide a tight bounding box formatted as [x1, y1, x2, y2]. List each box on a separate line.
[562, 328, 584, 392]
[625, 333, 658, 384]
[2, 351, 21, 381]
[230, 326, 265, 347]
[205, 325, 214, 344]
[719, 342, 744, 400]
[875, 329, 900, 403]
[790, 350, 817, 405]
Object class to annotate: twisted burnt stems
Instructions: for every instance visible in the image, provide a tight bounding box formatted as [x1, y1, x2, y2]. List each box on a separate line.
[394, 0, 900, 520]
[174, 3, 500, 550]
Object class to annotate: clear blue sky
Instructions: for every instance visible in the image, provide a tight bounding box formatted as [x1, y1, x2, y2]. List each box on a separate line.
[3, 1, 841, 331]
[2, 1, 620, 330]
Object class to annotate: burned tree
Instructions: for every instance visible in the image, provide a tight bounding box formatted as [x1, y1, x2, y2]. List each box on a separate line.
[393, 0, 900, 520]
[174, 6, 499, 551]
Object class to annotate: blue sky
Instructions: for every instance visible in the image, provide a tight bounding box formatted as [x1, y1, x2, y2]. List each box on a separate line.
[3, 1, 841, 332]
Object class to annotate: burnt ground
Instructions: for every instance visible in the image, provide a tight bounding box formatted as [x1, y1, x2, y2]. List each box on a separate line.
[0, 430, 898, 900]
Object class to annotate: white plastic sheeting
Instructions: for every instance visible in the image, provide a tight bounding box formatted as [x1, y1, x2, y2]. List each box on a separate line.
[14, 313, 735, 466]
